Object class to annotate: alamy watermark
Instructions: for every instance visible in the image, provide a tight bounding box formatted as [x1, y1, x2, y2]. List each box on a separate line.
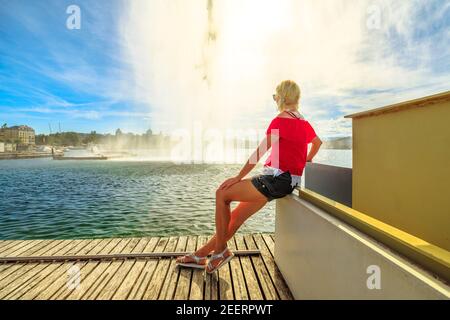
[366, 265, 381, 290]
[168, 124, 279, 165]
[366, 3, 382, 30]
[66, 5, 81, 30]
[67, 264, 81, 290]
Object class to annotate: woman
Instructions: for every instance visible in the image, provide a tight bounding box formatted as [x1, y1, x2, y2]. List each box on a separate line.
[176, 80, 322, 273]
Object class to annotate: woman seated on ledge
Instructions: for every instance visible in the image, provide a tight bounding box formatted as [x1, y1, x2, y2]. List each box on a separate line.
[177, 80, 322, 273]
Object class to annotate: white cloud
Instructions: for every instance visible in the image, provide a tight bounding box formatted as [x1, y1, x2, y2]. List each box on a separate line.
[315, 117, 352, 137]
[0, 2, 135, 112]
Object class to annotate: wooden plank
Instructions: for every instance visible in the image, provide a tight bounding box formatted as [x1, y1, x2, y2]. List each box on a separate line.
[0, 240, 83, 284]
[142, 236, 178, 300]
[0, 240, 67, 292]
[254, 234, 293, 300]
[5, 262, 65, 300]
[174, 236, 197, 300]
[72, 238, 139, 300]
[0, 234, 284, 301]
[3, 239, 92, 300]
[0, 250, 260, 263]
[0, 240, 75, 299]
[0, 262, 38, 290]
[19, 240, 62, 256]
[228, 235, 249, 300]
[0, 242, 25, 274]
[62, 239, 99, 256]
[234, 234, 264, 300]
[0, 240, 21, 273]
[158, 236, 188, 300]
[2, 240, 70, 282]
[95, 238, 149, 300]
[0, 240, 44, 257]
[36, 238, 118, 300]
[21, 240, 76, 257]
[126, 237, 164, 300]
[0, 261, 25, 283]
[58, 238, 131, 300]
[141, 237, 162, 254]
[0, 239, 53, 279]
[0, 240, 25, 255]
[63, 239, 99, 256]
[266, 234, 275, 255]
[0, 263, 41, 298]
[0, 240, 39, 256]
[188, 235, 208, 300]
[217, 237, 234, 300]
[0, 240, 13, 252]
[203, 235, 218, 300]
[244, 234, 278, 300]
[51, 238, 116, 299]
[18, 239, 108, 300]
[111, 237, 157, 300]
[60, 238, 131, 300]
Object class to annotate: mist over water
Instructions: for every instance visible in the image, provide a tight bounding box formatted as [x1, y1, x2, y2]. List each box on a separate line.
[120, 0, 425, 145]
[120, 1, 377, 139]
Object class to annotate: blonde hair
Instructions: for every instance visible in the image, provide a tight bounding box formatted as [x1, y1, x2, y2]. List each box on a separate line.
[275, 80, 301, 111]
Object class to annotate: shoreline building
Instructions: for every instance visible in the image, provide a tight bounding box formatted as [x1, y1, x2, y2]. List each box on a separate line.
[0, 125, 35, 145]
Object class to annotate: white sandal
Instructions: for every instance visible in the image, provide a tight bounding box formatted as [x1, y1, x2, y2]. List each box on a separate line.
[206, 247, 235, 274]
[176, 253, 207, 269]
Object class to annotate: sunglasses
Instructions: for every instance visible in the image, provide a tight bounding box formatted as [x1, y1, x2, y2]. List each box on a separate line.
[272, 94, 277, 101]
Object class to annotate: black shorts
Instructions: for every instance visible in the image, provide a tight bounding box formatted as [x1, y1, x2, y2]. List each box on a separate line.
[250, 171, 297, 202]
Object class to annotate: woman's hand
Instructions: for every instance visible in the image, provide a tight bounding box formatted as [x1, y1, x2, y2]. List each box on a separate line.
[219, 176, 241, 190]
[306, 136, 322, 163]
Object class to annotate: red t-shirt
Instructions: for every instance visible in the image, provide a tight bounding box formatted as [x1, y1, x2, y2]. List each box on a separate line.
[264, 117, 317, 176]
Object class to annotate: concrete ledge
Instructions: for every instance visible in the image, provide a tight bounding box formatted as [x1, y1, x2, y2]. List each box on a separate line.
[274, 194, 450, 299]
[297, 187, 450, 283]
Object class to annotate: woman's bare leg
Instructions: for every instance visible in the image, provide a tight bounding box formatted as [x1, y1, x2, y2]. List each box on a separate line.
[214, 179, 267, 252]
[214, 189, 231, 253]
[194, 200, 267, 257]
[177, 179, 267, 265]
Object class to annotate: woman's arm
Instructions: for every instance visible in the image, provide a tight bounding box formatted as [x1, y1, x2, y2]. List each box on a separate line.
[237, 134, 277, 179]
[306, 136, 322, 162]
[219, 134, 278, 190]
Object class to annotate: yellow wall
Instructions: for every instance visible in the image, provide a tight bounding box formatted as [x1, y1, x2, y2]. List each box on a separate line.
[351, 96, 450, 251]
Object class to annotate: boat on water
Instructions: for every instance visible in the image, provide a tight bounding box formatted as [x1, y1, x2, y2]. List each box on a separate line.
[68, 146, 86, 150]
[52, 155, 108, 160]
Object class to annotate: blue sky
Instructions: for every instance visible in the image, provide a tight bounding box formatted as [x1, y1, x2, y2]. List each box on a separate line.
[0, 0, 449, 137]
[0, 0, 149, 134]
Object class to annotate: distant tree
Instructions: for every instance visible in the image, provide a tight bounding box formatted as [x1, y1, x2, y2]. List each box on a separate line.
[1, 123, 7, 129]
[115, 128, 122, 136]
[35, 134, 46, 145]
[82, 131, 100, 145]
[62, 132, 80, 146]
[146, 129, 153, 136]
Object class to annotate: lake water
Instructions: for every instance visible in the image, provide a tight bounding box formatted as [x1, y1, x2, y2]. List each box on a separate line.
[0, 150, 351, 240]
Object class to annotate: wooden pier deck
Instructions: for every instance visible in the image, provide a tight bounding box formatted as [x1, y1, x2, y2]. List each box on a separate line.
[0, 234, 293, 300]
